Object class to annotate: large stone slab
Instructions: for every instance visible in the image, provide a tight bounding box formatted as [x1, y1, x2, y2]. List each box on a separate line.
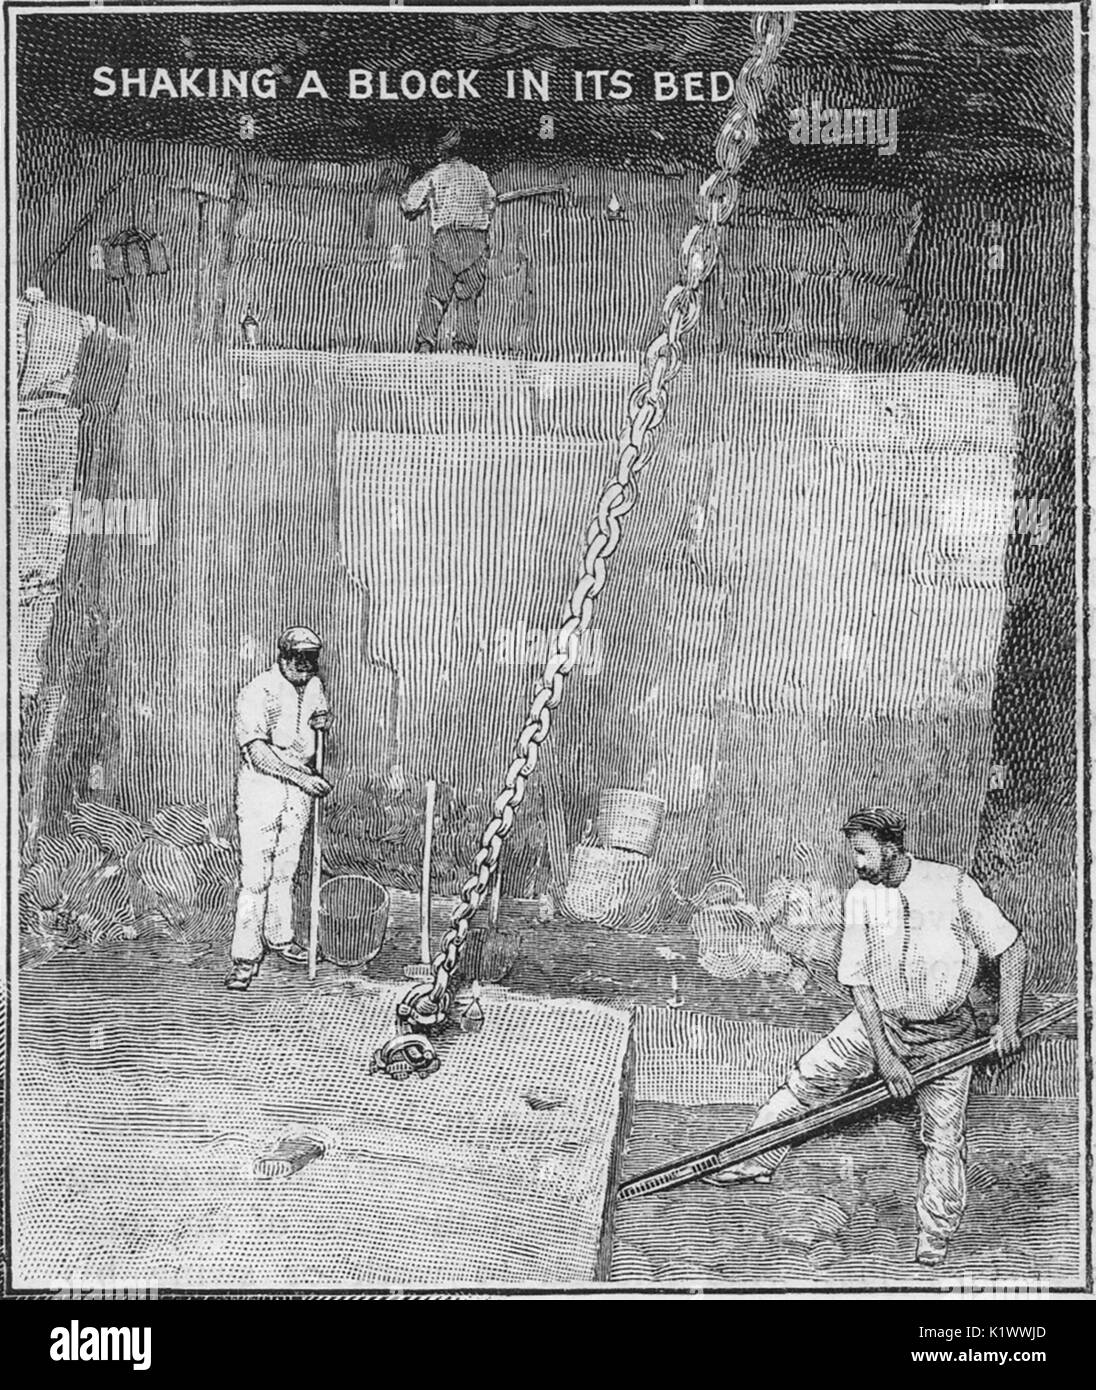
[14, 986, 632, 1289]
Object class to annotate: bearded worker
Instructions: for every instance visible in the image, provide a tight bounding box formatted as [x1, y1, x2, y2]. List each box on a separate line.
[225, 627, 332, 992]
[705, 806, 1026, 1268]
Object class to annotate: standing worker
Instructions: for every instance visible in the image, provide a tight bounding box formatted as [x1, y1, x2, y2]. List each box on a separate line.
[400, 127, 563, 353]
[704, 806, 1027, 1268]
[226, 627, 332, 992]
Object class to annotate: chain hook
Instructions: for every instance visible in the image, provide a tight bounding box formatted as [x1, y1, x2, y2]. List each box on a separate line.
[376, 10, 796, 1070]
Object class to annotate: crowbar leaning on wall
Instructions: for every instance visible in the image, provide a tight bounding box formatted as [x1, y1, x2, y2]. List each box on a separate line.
[617, 999, 1078, 1201]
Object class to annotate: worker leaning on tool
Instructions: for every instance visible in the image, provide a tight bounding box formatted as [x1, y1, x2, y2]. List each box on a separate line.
[226, 627, 332, 993]
[706, 806, 1026, 1269]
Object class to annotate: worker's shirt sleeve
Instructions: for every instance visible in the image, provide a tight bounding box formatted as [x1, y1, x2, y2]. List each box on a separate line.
[483, 176, 498, 216]
[837, 885, 871, 988]
[234, 679, 271, 750]
[400, 171, 433, 214]
[957, 873, 1018, 960]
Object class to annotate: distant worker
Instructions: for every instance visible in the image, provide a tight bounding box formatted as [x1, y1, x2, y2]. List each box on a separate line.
[226, 627, 332, 992]
[400, 128, 564, 354]
[704, 806, 1026, 1269]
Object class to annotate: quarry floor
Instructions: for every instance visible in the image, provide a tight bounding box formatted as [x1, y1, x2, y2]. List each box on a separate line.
[14, 899, 1083, 1292]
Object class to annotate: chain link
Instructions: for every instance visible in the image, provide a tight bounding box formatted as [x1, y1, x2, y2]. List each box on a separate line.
[387, 9, 797, 1047]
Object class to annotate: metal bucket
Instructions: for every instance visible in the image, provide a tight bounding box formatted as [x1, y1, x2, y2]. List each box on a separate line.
[596, 789, 665, 856]
[318, 874, 389, 968]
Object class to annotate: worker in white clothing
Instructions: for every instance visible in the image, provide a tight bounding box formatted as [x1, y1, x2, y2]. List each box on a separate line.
[705, 806, 1026, 1268]
[226, 627, 332, 992]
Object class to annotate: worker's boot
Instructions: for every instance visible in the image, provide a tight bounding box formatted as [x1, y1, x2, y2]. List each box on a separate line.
[268, 941, 309, 966]
[701, 1158, 774, 1187]
[915, 1233, 949, 1267]
[225, 960, 260, 992]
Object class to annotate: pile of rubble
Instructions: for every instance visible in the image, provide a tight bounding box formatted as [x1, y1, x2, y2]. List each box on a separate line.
[20, 800, 237, 964]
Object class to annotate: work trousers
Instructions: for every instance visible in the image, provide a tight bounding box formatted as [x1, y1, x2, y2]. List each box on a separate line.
[415, 227, 489, 350]
[231, 766, 312, 963]
[747, 1009, 973, 1245]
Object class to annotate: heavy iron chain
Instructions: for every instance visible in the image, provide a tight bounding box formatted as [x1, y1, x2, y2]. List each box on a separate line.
[381, 10, 797, 1068]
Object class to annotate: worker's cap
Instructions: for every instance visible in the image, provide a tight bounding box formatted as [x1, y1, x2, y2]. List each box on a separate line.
[277, 626, 323, 655]
[841, 806, 906, 844]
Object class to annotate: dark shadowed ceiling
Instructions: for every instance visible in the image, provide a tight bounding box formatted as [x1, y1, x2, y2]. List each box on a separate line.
[15, 5, 1075, 184]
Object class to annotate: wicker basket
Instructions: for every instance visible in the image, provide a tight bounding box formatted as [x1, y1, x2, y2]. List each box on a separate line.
[563, 846, 626, 924]
[693, 903, 792, 981]
[596, 789, 665, 856]
[605, 851, 664, 934]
